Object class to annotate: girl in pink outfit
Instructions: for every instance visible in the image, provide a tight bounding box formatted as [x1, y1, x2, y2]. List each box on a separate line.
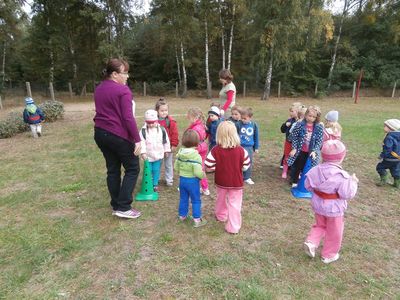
[304, 139, 358, 264]
[205, 121, 250, 234]
[186, 107, 210, 195]
[323, 110, 342, 142]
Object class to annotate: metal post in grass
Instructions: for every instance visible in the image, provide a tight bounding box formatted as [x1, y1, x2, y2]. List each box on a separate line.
[143, 82, 147, 97]
[26, 82, 32, 98]
[392, 81, 397, 98]
[354, 69, 363, 104]
[0, 95, 3, 110]
[352, 81, 356, 99]
[314, 82, 318, 97]
[243, 81, 246, 98]
[49, 82, 55, 101]
[278, 81, 281, 98]
[68, 82, 73, 99]
[175, 82, 178, 98]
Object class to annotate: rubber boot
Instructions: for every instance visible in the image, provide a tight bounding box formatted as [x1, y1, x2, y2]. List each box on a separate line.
[376, 174, 389, 186]
[393, 178, 400, 189]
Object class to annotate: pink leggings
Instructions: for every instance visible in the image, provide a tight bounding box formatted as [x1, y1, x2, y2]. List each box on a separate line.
[200, 153, 209, 190]
[306, 213, 344, 259]
[215, 187, 243, 234]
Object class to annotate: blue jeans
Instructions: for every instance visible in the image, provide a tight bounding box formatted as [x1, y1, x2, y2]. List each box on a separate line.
[94, 127, 140, 211]
[376, 160, 400, 179]
[179, 176, 202, 218]
[150, 159, 162, 186]
[243, 146, 254, 180]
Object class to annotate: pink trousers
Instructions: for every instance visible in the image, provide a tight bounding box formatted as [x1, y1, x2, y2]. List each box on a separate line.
[215, 187, 243, 234]
[200, 153, 209, 190]
[306, 213, 344, 259]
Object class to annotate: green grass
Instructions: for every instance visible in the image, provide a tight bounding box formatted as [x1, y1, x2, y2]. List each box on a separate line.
[0, 96, 399, 298]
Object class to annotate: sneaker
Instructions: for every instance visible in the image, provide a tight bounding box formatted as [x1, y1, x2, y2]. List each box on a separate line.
[244, 178, 255, 185]
[304, 241, 316, 258]
[291, 183, 298, 188]
[153, 186, 160, 192]
[37, 132, 42, 137]
[166, 182, 173, 187]
[321, 253, 340, 264]
[193, 218, 207, 228]
[114, 209, 141, 219]
[202, 189, 210, 196]
[112, 210, 117, 216]
[178, 216, 187, 221]
[279, 165, 283, 169]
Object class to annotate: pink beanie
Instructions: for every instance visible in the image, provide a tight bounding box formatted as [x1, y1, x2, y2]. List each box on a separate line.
[145, 109, 158, 123]
[321, 140, 346, 163]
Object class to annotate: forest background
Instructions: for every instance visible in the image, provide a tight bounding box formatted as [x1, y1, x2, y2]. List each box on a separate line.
[1, 0, 400, 100]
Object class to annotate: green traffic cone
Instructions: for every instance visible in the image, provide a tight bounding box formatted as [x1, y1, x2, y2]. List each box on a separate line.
[135, 160, 158, 201]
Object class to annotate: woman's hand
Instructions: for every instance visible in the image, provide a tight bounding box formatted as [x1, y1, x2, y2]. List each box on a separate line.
[289, 149, 296, 157]
[134, 142, 141, 156]
[141, 153, 147, 160]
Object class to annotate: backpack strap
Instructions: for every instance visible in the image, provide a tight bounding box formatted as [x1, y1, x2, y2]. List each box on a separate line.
[141, 126, 167, 144]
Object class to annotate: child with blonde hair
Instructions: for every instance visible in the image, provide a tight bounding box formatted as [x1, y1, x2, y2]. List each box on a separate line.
[175, 129, 207, 227]
[186, 107, 210, 195]
[323, 110, 342, 141]
[140, 109, 171, 192]
[205, 121, 250, 234]
[288, 105, 324, 187]
[155, 98, 179, 186]
[280, 102, 302, 178]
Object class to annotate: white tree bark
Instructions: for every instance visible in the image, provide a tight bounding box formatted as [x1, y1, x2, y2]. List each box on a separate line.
[205, 18, 212, 99]
[1, 42, 6, 87]
[175, 43, 182, 87]
[227, 4, 235, 71]
[180, 41, 187, 98]
[262, 47, 273, 100]
[327, 0, 349, 90]
[218, 0, 226, 70]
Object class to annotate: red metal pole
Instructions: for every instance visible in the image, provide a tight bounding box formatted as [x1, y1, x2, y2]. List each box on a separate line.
[354, 69, 363, 104]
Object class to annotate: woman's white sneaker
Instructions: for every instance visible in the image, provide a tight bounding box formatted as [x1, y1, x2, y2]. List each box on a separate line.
[114, 209, 141, 219]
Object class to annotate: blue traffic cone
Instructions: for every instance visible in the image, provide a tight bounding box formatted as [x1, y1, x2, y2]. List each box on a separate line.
[291, 157, 313, 199]
[135, 160, 158, 201]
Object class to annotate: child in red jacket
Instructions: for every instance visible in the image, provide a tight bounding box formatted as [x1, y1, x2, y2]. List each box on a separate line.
[155, 98, 179, 187]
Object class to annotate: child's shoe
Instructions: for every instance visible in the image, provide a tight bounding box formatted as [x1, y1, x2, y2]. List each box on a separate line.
[153, 186, 160, 192]
[202, 189, 210, 196]
[303, 241, 316, 258]
[393, 178, 400, 188]
[244, 178, 255, 185]
[321, 253, 340, 264]
[376, 174, 389, 186]
[193, 218, 207, 228]
[166, 182, 173, 187]
[291, 183, 298, 188]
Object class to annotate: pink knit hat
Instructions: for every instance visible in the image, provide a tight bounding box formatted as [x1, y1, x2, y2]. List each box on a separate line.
[321, 140, 346, 163]
[145, 109, 158, 123]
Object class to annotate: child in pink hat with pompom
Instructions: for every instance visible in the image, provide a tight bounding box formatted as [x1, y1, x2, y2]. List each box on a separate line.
[303, 139, 358, 264]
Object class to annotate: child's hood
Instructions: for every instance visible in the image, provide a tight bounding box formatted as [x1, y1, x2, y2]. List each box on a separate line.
[388, 131, 400, 141]
[177, 147, 200, 160]
[306, 163, 350, 192]
[26, 104, 38, 114]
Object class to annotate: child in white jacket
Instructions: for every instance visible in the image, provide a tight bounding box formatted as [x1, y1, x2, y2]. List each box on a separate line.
[140, 109, 171, 192]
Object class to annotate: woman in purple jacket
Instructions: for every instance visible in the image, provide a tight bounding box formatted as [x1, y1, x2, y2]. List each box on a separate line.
[94, 58, 142, 219]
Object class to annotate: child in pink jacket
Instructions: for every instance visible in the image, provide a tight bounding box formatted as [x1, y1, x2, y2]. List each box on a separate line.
[304, 139, 358, 264]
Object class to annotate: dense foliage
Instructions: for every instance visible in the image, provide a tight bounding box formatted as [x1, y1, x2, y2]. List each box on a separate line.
[1, 0, 399, 97]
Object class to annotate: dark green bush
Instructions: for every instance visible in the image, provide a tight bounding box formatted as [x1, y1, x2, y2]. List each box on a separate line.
[0, 100, 64, 139]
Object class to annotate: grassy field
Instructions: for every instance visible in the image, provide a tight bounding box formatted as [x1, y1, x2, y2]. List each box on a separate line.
[0, 96, 399, 299]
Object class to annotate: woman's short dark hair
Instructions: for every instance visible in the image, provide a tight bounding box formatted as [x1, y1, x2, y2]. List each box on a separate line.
[182, 129, 199, 148]
[102, 58, 129, 79]
[219, 69, 233, 82]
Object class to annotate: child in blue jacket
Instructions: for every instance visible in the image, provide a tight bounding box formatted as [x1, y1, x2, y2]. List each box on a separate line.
[23, 97, 45, 138]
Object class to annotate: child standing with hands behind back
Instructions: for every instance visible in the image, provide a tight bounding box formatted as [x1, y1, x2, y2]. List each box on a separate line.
[304, 140, 358, 264]
[205, 121, 250, 234]
[175, 129, 207, 227]
[155, 98, 179, 186]
[187, 107, 210, 195]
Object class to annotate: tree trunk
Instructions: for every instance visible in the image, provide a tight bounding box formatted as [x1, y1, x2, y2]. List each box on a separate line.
[218, 0, 226, 70]
[302, 0, 313, 75]
[327, 0, 349, 90]
[262, 47, 274, 101]
[69, 38, 77, 80]
[180, 41, 187, 98]
[227, 4, 235, 71]
[175, 43, 182, 87]
[205, 18, 212, 99]
[1, 42, 6, 88]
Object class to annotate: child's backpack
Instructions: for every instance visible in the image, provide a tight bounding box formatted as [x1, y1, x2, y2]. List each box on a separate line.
[141, 127, 167, 144]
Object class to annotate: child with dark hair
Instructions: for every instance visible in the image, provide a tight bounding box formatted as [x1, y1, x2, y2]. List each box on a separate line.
[206, 106, 222, 150]
[219, 69, 236, 117]
[236, 107, 259, 185]
[228, 105, 242, 126]
[174, 129, 207, 227]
